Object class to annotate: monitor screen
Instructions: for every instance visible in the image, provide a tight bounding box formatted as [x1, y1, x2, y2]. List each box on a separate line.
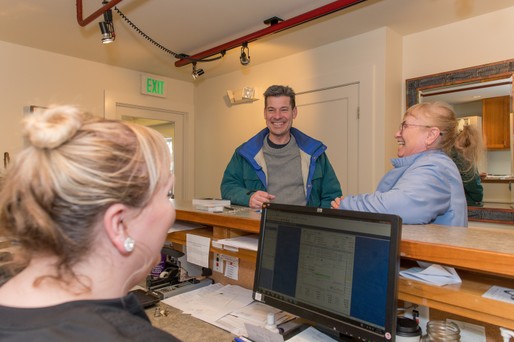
[253, 203, 402, 341]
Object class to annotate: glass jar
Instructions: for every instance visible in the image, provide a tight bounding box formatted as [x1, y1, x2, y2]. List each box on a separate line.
[421, 320, 460, 341]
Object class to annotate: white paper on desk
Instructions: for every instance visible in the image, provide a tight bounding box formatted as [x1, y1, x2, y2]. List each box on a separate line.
[216, 301, 295, 336]
[232, 302, 293, 327]
[169, 220, 205, 233]
[400, 263, 461, 286]
[482, 285, 514, 304]
[189, 284, 254, 323]
[186, 233, 210, 268]
[162, 283, 224, 312]
[287, 326, 339, 342]
[215, 234, 259, 251]
[245, 324, 284, 342]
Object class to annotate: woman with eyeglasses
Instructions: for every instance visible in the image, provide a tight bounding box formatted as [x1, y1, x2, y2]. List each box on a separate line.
[0, 106, 180, 341]
[332, 102, 482, 227]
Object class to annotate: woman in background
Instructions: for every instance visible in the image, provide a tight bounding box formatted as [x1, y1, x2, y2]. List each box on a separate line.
[332, 102, 482, 227]
[450, 123, 484, 206]
[0, 106, 180, 341]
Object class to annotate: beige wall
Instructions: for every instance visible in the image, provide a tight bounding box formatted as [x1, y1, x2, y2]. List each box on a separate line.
[193, 28, 403, 198]
[0, 41, 195, 197]
[403, 6, 514, 204]
[403, 7, 514, 82]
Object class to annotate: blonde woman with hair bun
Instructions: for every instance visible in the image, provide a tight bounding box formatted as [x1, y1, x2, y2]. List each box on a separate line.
[0, 105, 181, 341]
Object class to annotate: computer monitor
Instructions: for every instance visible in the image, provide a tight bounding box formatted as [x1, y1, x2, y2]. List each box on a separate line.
[253, 203, 402, 341]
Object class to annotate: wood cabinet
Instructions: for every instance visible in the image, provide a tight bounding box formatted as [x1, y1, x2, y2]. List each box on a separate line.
[482, 96, 511, 150]
[170, 200, 514, 333]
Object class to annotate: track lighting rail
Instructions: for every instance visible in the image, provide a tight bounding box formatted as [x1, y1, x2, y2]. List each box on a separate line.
[174, 0, 365, 67]
[76, 0, 123, 27]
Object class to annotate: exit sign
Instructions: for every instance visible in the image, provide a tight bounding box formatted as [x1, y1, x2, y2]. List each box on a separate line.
[141, 74, 167, 98]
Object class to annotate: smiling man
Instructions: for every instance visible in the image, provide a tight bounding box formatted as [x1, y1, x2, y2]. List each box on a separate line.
[220, 85, 342, 209]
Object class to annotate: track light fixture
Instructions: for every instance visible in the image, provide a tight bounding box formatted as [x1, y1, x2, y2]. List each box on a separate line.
[98, 0, 115, 44]
[192, 62, 205, 80]
[240, 42, 250, 66]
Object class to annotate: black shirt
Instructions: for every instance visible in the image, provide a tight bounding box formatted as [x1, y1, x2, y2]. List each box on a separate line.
[0, 293, 180, 341]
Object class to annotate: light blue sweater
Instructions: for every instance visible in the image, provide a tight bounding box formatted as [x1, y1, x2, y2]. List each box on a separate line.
[339, 150, 467, 227]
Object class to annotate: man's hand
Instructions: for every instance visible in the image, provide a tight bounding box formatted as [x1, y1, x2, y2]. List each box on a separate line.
[331, 196, 344, 209]
[249, 191, 276, 209]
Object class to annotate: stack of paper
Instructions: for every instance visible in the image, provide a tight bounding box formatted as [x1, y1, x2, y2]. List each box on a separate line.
[400, 262, 461, 286]
[168, 220, 205, 233]
[213, 234, 259, 252]
[193, 198, 231, 212]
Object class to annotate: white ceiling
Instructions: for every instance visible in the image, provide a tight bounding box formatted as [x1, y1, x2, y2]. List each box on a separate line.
[0, 0, 513, 82]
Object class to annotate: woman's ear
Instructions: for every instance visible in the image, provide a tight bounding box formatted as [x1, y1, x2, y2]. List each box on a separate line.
[426, 127, 441, 147]
[103, 203, 130, 254]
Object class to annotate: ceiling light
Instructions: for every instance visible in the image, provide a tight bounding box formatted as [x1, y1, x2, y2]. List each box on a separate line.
[240, 42, 250, 66]
[98, 1, 115, 44]
[192, 62, 205, 80]
[99, 22, 114, 44]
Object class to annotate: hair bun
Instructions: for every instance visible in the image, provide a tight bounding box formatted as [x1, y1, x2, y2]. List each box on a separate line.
[23, 106, 84, 149]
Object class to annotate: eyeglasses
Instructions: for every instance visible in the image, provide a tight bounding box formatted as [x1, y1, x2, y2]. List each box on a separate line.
[399, 121, 432, 133]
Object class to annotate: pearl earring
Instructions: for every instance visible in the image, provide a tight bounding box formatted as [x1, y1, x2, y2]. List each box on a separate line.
[124, 236, 135, 253]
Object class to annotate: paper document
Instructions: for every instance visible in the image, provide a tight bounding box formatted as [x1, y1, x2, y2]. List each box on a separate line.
[245, 324, 284, 342]
[192, 198, 230, 212]
[162, 283, 225, 311]
[483, 285, 514, 304]
[169, 220, 205, 233]
[400, 263, 461, 286]
[164, 284, 295, 337]
[287, 326, 339, 342]
[215, 234, 259, 252]
[217, 301, 294, 337]
[192, 198, 231, 206]
[184, 284, 254, 323]
[186, 234, 210, 268]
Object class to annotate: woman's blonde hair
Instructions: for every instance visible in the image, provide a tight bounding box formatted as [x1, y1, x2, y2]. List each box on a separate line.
[0, 105, 171, 285]
[405, 101, 483, 174]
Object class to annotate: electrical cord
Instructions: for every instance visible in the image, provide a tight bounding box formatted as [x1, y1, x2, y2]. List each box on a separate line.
[113, 6, 225, 63]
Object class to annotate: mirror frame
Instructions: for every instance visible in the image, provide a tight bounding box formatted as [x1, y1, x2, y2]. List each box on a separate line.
[406, 58, 514, 110]
[406, 59, 514, 212]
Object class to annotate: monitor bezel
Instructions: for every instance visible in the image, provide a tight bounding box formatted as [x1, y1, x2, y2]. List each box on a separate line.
[252, 203, 402, 342]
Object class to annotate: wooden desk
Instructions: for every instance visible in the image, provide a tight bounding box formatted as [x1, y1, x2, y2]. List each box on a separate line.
[170, 200, 514, 334]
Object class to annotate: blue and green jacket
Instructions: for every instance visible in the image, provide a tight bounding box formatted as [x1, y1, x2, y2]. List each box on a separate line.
[220, 127, 342, 208]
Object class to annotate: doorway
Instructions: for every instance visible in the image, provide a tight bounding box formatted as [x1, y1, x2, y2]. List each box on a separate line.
[110, 103, 187, 200]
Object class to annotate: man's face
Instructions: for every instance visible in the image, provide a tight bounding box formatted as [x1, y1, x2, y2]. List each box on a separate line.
[264, 95, 297, 144]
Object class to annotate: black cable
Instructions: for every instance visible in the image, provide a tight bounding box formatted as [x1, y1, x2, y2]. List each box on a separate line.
[113, 6, 225, 63]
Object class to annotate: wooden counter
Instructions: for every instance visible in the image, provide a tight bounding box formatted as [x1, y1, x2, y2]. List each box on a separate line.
[170, 200, 514, 331]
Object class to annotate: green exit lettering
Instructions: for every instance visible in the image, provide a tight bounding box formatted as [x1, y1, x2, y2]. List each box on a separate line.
[146, 78, 165, 95]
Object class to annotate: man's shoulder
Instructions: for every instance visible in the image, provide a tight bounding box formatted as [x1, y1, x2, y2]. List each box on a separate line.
[290, 128, 326, 154]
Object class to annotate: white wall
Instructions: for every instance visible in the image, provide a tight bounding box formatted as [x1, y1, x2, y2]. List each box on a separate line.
[403, 7, 514, 82]
[403, 6, 514, 204]
[0, 41, 195, 198]
[193, 28, 403, 198]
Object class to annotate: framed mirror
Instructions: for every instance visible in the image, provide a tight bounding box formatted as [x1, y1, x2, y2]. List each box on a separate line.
[406, 59, 514, 208]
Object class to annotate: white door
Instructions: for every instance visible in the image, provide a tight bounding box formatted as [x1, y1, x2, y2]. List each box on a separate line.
[114, 103, 186, 200]
[295, 83, 359, 196]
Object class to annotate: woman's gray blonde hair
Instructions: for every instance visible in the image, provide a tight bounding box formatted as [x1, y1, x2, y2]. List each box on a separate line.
[405, 101, 483, 174]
